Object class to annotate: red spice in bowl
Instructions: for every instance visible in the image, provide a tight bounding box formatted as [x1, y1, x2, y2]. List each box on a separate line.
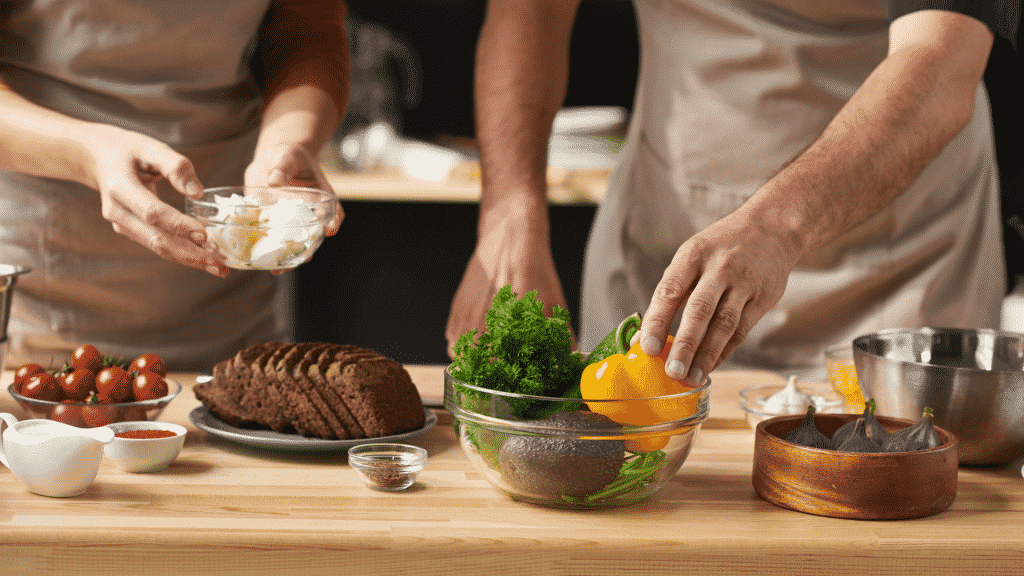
[114, 429, 178, 440]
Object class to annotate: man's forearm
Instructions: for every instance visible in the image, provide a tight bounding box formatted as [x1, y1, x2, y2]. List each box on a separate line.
[474, 0, 581, 227]
[741, 10, 994, 257]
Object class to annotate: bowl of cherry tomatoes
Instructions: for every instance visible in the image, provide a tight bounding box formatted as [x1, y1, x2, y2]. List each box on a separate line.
[7, 345, 181, 428]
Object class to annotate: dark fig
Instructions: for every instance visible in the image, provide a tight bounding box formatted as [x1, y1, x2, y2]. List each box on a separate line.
[781, 405, 835, 450]
[882, 407, 943, 453]
[831, 399, 890, 446]
[836, 418, 883, 453]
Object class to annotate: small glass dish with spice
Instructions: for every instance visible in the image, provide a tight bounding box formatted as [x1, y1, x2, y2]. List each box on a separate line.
[348, 443, 427, 491]
[102, 421, 187, 473]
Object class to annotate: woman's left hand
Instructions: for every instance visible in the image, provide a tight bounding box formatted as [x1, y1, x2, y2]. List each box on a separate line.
[244, 142, 344, 275]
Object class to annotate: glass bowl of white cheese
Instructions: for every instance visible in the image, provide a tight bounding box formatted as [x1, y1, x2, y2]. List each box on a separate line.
[185, 186, 338, 270]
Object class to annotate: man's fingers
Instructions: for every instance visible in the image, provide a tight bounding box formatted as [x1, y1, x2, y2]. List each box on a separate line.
[639, 268, 696, 357]
[664, 277, 723, 381]
[681, 288, 750, 384]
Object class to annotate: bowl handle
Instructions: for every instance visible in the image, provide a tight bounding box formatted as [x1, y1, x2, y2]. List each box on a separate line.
[0, 412, 18, 469]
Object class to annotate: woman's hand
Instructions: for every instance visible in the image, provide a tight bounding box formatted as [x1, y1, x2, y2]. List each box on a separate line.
[85, 124, 230, 277]
[244, 141, 343, 276]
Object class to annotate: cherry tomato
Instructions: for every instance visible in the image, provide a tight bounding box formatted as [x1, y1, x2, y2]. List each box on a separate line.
[59, 368, 96, 401]
[131, 371, 169, 402]
[13, 363, 45, 388]
[20, 373, 62, 402]
[71, 344, 104, 373]
[81, 399, 118, 427]
[129, 353, 168, 377]
[95, 366, 131, 403]
[50, 402, 85, 427]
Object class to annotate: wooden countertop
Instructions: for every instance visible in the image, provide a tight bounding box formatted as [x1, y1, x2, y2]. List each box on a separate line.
[2, 367, 1022, 575]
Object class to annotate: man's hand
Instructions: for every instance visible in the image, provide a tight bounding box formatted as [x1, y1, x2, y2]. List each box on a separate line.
[446, 197, 570, 357]
[636, 9, 993, 384]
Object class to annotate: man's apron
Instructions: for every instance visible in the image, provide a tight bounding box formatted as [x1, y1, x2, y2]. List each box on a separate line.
[580, 0, 1005, 369]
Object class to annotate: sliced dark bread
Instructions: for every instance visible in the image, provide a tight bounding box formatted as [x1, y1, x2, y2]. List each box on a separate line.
[290, 343, 350, 439]
[325, 355, 426, 438]
[307, 345, 372, 438]
[240, 344, 295, 432]
[227, 341, 286, 407]
[272, 342, 332, 438]
[194, 379, 255, 428]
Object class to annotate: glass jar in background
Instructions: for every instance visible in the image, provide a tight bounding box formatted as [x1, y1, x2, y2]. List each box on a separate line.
[825, 345, 865, 413]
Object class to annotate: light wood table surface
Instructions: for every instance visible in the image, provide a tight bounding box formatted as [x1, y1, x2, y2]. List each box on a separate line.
[1, 367, 1022, 576]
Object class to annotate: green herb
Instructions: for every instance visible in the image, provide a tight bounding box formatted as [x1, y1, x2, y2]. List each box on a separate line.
[560, 449, 668, 505]
[451, 285, 586, 419]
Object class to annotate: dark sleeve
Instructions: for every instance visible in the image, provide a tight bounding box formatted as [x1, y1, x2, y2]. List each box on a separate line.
[251, 0, 350, 114]
[888, 1, 1020, 49]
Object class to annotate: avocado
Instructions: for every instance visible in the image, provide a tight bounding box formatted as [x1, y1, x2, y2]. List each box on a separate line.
[499, 411, 625, 498]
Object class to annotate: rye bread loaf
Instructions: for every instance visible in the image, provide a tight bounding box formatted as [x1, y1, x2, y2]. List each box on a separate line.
[195, 341, 426, 440]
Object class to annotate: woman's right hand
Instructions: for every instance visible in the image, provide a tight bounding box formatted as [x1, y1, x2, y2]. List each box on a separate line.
[83, 124, 229, 277]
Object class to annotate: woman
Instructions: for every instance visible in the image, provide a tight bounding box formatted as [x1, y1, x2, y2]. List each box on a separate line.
[0, 0, 348, 370]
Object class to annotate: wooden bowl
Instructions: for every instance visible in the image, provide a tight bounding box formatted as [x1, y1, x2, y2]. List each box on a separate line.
[753, 414, 958, 520]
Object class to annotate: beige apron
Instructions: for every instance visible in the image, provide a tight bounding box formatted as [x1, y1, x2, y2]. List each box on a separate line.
[0, 0, 288, 371]
[580, 0, 1005, 369]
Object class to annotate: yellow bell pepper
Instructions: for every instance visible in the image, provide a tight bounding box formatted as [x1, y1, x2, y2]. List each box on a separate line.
[580, 338, 698, 452]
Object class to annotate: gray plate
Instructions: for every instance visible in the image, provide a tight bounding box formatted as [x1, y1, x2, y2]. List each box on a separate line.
[189, 406, 437, 452]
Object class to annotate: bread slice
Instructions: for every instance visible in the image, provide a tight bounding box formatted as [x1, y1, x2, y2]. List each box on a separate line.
[194, 379, 255, 428]
[325, 354, 426, 438]
[240, 344, 295, 432]
[272, 342, 332, 437]
[223, 341, 286, 401]
[308, 345, 375, 438]
[291, 343, 350, 439]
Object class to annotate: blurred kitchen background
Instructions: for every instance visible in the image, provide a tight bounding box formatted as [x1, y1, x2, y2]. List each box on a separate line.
[293, 0, 641, 364]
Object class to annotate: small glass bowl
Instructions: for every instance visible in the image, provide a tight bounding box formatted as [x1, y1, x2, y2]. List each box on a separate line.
[738, 382, 844, 430]
[348, 443, 427, 491]
[444, 365, 711, 509]
[184, 186, 338, 270]
[8, 379, 183, 428]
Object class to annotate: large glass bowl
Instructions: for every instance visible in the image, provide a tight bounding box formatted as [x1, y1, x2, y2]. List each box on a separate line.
[444, 365, 710, 508]
[8, 378, 182, 428]
[184, 186, 338, 270]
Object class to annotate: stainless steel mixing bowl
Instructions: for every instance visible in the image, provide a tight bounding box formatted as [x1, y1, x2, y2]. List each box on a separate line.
[0, 264, 30, 373]
[852, 327, 1024, 466]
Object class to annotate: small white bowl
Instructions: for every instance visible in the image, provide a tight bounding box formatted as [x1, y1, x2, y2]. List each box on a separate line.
[103, 421, 187, 473]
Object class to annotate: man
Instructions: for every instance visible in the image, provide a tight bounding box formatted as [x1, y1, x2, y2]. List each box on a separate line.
[446, 1, 1019, 382]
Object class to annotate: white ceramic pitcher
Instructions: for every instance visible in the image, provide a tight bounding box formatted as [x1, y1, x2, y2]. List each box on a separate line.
[0, 413, 114, 497]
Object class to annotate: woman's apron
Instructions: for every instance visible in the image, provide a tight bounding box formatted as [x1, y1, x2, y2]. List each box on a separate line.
[0, 0, 289, 371]
[580, 0, 1005, 369]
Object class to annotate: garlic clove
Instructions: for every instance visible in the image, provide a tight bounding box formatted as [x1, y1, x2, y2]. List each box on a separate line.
[762, 375, 813, 415]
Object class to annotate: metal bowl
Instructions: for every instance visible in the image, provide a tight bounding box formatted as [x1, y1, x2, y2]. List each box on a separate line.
[852, 327, 1024, 466]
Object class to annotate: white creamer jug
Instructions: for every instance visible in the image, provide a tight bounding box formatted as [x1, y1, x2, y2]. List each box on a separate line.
[0, 413, 114, 497]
